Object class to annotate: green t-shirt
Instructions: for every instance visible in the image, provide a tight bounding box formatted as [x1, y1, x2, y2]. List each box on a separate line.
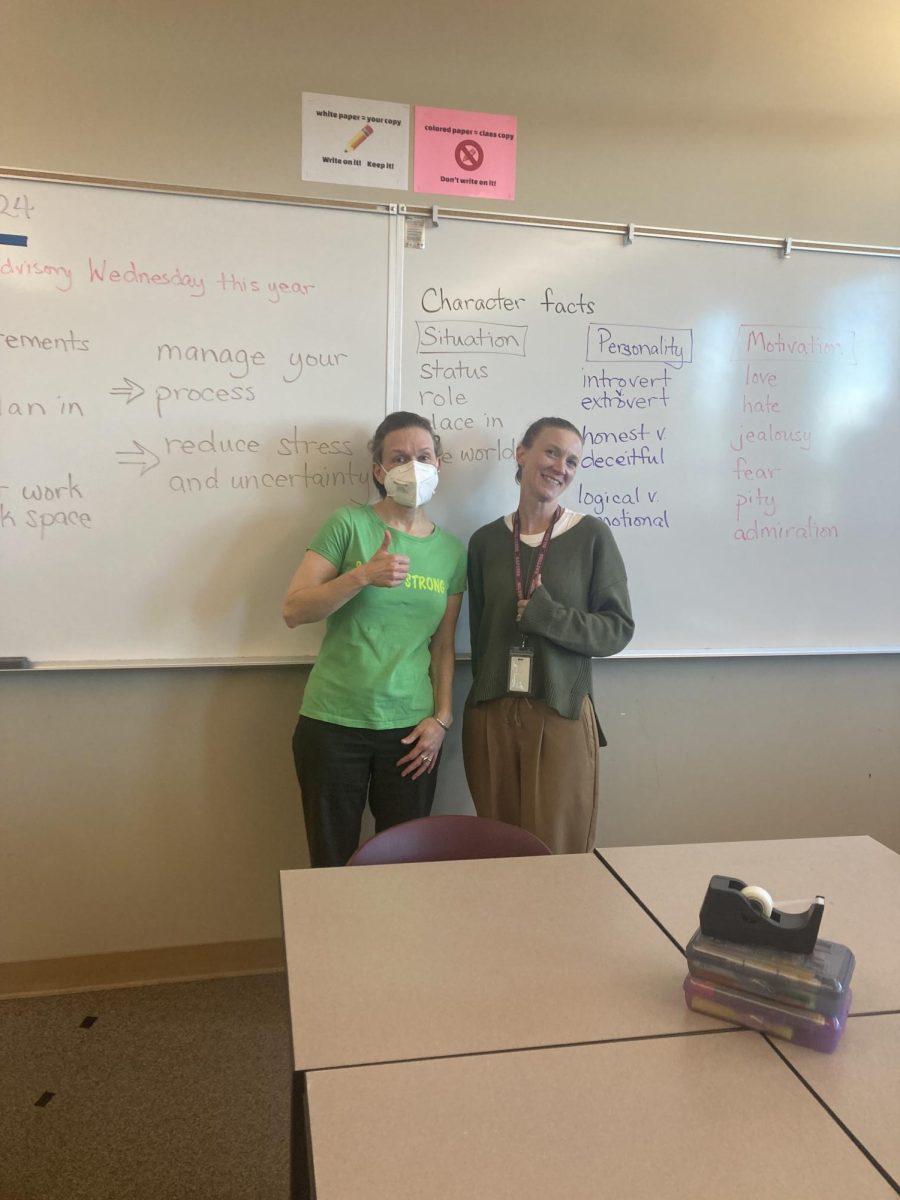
[300, 505, 467, 730]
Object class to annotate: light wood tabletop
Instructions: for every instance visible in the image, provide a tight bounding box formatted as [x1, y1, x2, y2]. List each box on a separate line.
[598, 836, 900, 1013]
[284, 838, 900, 1200]
[306, 1028, 898, 1200]
[778, 1012, 900, 1185]
[280, 852, 718, 1072]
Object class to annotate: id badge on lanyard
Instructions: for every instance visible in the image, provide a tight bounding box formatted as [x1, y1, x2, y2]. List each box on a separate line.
[509, 506, 560, 697]
[508, 643, 534, 694]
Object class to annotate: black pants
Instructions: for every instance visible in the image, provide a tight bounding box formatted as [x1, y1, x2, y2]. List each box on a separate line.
[292, 716, 440, 867]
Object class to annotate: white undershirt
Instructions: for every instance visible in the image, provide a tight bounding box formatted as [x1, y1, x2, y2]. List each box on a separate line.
[503, 507, 585, 546]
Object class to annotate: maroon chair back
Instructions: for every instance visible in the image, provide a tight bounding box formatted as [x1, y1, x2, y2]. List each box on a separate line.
[347, 814, 551, 866]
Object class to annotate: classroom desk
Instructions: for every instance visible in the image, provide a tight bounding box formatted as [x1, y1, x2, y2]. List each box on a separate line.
[281, 840, 900, 1199]
[280, 853, 715, 1074]
[778, 1013, 900, 1187]
[305, 1031, 898, 1200]
[280, 852, 717, 1200]
[597, 836, 900, 1013]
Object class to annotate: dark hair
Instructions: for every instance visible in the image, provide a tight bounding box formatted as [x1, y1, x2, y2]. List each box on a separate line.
[369, 411, 442, 498]
[515, 417, 582, 483]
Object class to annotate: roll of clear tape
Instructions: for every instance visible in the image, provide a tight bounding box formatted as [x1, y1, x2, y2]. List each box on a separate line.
[772, 897, 817, 913]
[739, 884, 774, 917]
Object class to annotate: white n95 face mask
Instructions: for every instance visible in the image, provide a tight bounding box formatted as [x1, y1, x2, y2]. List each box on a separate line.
[382, 460, 439, 508]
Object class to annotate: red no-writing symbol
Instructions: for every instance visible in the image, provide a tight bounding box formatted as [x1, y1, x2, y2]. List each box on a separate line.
[455, 139, 484, 172]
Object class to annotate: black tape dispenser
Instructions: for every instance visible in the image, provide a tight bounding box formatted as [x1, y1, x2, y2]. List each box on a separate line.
[699, 875, 824, 955]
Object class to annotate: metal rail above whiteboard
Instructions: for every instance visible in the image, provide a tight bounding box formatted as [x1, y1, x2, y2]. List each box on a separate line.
[3, 167, 898, 259]
[400, 204, 900, 260]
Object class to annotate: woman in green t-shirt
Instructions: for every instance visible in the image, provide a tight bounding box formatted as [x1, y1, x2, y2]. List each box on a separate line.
[283, 412, 466, 867]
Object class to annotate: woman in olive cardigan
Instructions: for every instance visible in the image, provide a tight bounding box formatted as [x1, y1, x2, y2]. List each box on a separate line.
[462, 417, 634, 853]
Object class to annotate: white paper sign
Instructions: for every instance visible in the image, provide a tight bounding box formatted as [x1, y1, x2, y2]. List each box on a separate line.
[302, 93, 409, 190]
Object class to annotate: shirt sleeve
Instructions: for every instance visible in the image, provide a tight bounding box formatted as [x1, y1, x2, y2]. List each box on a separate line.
[307, 507, 354, 571]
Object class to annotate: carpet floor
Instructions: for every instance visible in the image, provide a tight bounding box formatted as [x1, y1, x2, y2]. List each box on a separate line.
[0, 973, 293, 1200]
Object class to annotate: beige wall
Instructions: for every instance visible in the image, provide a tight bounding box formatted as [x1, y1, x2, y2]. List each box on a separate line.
[5, 0, 900, 243]
[2, 0, 899, 967]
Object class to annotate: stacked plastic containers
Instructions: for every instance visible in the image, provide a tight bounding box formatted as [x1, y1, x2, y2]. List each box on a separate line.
[682, 876, 855, 1053]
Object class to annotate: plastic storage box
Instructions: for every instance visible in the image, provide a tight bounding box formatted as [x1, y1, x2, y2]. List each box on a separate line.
[685, 929, 855, 1017]
[683, 974, 851, 1052]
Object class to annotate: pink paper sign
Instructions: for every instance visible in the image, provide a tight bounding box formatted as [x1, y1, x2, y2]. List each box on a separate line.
[414, 107, 517, 200]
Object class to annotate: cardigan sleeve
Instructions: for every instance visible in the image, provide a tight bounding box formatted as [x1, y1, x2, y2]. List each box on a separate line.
[466, 532, 487, 676]
[519, 522, 635, 658]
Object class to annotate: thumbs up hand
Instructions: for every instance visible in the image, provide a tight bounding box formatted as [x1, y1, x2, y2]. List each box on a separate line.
[361, 529, 410, 588]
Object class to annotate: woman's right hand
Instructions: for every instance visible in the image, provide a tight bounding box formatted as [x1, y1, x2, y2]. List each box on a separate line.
[360, 530, 410, 588]
[283, 531, 408, 627]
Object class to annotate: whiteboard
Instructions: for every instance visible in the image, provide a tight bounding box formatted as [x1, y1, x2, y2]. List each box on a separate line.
[0, 177, 391, 664]
[402, 218, 900, 656]
[2, 176, 899, 664]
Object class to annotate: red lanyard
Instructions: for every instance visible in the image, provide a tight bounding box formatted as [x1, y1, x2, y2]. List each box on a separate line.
[512, 507, 561, 602]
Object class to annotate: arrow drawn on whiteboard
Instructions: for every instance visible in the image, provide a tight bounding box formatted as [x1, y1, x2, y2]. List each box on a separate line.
[116, 441, 160, 476]
[109, 378, 145, 404]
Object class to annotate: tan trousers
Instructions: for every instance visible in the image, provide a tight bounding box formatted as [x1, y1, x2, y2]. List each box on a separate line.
[462, 695, 601, 854]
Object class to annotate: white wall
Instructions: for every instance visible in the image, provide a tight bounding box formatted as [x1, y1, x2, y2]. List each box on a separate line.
[2, 0, 898, 964]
